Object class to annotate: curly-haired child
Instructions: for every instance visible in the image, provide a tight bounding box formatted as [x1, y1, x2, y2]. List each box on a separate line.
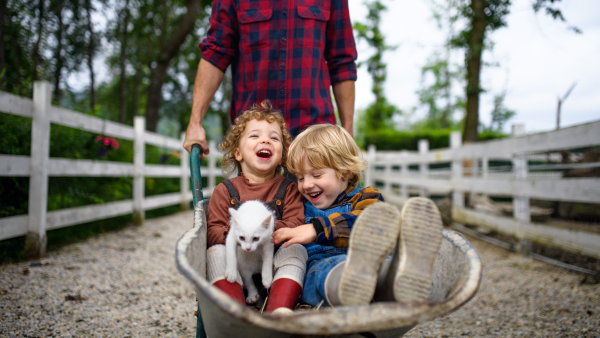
[272, 124, 443, 307]
[205, 101, 307, 313]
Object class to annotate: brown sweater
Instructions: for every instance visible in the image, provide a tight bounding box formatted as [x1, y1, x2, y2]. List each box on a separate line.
[207, 173, 305, 247]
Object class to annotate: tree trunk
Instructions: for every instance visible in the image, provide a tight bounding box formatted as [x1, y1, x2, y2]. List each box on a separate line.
[32, 0, 45, 84]
[144, 0, 201, 131]
[463, 0, 486, 143]
[132, 63, 141, 118]
[118, 3, 130, 124]
[53, 0, 65, 102]
[86, 0, 96, 108]
[0, 0, 6, 90]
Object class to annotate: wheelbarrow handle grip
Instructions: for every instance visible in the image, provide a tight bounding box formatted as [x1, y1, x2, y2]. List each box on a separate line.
[190, 143, 204, 207]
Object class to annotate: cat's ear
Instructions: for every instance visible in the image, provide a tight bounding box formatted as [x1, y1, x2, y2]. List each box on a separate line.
[262, 215, 272, 228]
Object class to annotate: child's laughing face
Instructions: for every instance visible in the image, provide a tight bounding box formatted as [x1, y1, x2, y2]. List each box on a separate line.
[234, 119, 283, 182]
[296, 158, 349, 210]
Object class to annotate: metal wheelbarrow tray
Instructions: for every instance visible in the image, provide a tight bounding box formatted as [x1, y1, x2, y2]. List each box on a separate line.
[176, 199, 482, 338]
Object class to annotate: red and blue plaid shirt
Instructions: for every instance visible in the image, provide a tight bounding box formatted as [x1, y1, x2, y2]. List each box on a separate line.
[199, 0, 358, 136]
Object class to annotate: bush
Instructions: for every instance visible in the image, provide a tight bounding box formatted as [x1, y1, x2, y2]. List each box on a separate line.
[363, 128, 509, 151]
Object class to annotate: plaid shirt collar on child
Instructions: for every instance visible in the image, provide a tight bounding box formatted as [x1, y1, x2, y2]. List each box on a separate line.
[199, 0, 358, 136]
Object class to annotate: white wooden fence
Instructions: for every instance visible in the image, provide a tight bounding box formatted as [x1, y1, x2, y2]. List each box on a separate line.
[0, 81, 223, 258]
[365, 121, 600, 259]
[2, 81, 599, 260]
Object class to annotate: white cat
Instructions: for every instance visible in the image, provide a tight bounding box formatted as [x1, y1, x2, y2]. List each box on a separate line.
[225, 200, 275, 304]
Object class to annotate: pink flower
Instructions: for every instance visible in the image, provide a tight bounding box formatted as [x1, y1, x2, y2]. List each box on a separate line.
[111, 139, 119, 149]
[96, 135, 103, 141]
[103, 138, 110, 146]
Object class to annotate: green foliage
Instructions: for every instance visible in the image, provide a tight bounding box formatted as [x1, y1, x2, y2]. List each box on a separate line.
[486, 92, 515, 131]
[353, 0, 401, 143]
[364, 128, 508, 151]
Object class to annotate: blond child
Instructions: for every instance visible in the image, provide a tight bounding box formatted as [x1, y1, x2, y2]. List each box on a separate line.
[272, 124, 443, 307]
[206, 101, 307, 313]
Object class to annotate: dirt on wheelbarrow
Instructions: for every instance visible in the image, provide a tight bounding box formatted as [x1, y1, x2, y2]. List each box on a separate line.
[0, 211, 598, 337]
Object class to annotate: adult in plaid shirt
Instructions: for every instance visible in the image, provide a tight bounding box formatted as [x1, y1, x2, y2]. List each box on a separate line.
[183, 0, 358, 155]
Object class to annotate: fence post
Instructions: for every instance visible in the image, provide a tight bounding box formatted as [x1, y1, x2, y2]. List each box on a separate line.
[384, 155, 391, 193]
[481, 156, 488, 178]
[400, 152, 408, 200]
[208, 140, 216, 193]
[133, 116, 145, 225]
[511, 124, 530, 254]
[418, 139, 429, 197]
[450, 132, 464, 208]
[180, 132, 189, 211]
[365, 145, 376, 188]
[25, 81, 52, 259]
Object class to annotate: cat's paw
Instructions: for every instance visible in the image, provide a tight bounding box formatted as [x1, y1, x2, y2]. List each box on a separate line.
[225, 269, 237, 283]
[262, 275, 272, 289]
[246, 291, 259, 304]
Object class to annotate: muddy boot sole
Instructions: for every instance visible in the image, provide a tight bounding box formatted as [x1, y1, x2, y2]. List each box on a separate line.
[339, 203, 402, 306]
[393, 197, 443, 303]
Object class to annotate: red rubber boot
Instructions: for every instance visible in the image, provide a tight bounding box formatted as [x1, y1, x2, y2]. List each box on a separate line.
[212, 279, 246, 305]
[265, 278, 302, 313]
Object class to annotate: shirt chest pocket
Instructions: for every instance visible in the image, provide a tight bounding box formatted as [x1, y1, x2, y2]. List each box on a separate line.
[237, 8, 273, 52]
[294, 5, 330, 47]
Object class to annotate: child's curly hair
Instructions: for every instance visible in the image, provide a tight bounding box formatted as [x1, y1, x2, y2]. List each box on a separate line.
[286, 124, 366, 186]
[218, 101, 292, 178]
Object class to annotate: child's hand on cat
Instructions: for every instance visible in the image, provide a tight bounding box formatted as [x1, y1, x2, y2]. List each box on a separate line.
[271, 224, 317, 247]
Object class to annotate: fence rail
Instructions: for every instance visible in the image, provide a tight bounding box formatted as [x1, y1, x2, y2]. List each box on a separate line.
[365, 122, 600, 259]
[0, 81, 224, 258]
[2, 81, 599, 261]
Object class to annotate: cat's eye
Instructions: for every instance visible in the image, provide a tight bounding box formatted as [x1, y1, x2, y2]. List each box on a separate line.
[239, 236, 245, 241]
[252, 237, 259, 242]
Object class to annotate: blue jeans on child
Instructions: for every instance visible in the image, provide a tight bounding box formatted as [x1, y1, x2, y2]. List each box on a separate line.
[301, 243, 347, 306]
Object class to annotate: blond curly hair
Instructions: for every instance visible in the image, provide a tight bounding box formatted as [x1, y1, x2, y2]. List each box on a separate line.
[286, 124, 366, 186]
[218, 101, 292, 178]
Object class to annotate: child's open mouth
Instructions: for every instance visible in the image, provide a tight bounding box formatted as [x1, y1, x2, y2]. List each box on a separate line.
[256, 149, 272, 160]
[308, 191, 322, 200]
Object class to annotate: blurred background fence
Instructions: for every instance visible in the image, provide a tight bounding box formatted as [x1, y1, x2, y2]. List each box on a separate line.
[1, 81, 599, 263]
[364, 122, 600, 260]
[0, 81, 223, 259]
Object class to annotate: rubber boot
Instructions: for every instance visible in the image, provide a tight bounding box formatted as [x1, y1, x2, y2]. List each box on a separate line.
[265, 278, 302, 313]
[391, 197, 443, 303]
[212, 279, 246, 305]
[337, 202, 402, 306]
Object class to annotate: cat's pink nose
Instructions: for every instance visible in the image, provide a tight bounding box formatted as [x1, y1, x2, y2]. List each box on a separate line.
[246, 248, 251, 251]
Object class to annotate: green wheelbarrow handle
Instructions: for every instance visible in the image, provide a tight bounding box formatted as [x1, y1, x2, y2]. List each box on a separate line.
[190, 144, 204, 207]
[190, 143, 207, 338]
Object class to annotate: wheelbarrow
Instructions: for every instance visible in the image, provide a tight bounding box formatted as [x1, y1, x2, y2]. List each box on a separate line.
[176, 144, 483, 338]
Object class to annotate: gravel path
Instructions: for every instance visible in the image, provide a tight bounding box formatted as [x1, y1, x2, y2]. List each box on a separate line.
[1, 210, 599, 337]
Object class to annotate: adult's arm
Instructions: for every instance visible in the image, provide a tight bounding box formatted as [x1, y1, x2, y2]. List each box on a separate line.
[183, 59, 225, 154]
[332, 80, 355, 137]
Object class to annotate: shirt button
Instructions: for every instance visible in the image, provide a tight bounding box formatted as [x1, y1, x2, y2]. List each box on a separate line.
[313, 11, 318, 16]
[280, 63, 285, 68]
[279, 89, 285, 95]
[282, 9, 287, 15]
[282, 36, 287, 42]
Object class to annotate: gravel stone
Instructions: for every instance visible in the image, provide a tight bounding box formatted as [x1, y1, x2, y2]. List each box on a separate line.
[1, 211, 598, 337]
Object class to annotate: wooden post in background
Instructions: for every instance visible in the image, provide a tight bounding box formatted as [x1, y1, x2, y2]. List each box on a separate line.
[418, 139, 429, 197]
[451, 131, 464, 208]
[25, 81, 52, 259]
[400, 153, 408, 200]
[180, 131, 189, 211]
[365, 145, 376, 188]
[511, 124, 531, 255]
[133, 116, 145, 225]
